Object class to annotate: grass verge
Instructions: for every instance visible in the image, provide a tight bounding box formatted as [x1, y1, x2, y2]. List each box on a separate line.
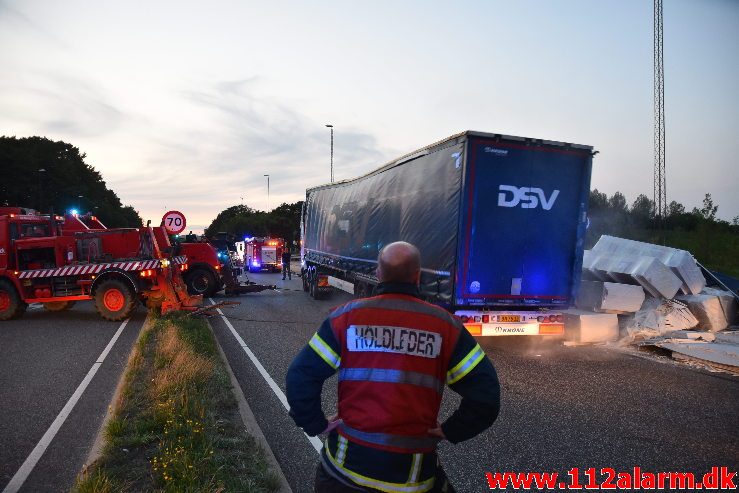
[73, 313, 279, 492]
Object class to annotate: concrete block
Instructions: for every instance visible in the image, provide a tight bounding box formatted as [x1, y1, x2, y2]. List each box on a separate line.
[675, 294, 729, 332]
[586, 254, 681, 299]
[576, 280, 645, 313]
[702, 287, 738, 326]
[564, 309, 619, 343]
[592, 235, 705, 295]
[582, 250, 612, 282]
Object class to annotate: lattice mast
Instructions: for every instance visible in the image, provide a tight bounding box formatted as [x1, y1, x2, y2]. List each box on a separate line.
[653, 0, 667, 219]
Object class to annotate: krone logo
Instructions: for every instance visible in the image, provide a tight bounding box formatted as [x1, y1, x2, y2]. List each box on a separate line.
[498, 185, 560, 210]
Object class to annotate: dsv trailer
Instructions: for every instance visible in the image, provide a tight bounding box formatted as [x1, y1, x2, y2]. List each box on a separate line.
[300, 131, 594, 336]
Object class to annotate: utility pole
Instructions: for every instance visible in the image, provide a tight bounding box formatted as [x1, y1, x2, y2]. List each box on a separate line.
[653, 0, 667, 222]
[37, 168, 45, 212]
[326, 124, 334, 183]
[264, 174, 270, 211]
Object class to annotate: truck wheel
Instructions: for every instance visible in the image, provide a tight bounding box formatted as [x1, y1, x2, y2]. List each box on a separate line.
[186, 268, 217, 297]
[94, 279, 136, 321]
[0, 279, 27, 321]
[309, 270, 322, 300]
[43, 301, 76, 312]
[302, 269, 309, 292]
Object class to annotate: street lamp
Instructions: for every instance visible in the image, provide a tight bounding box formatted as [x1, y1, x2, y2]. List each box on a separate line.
[264, 174, 270, 211]
[37, 168, 45, 211]
[325, 124, 334, 183]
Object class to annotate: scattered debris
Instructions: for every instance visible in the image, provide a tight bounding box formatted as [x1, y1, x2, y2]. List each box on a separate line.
[625, 299, 699, 340]
[573, 235, 738, 374]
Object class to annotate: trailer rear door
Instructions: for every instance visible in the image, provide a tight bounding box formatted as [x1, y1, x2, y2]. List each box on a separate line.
[457, 137, 592, 307]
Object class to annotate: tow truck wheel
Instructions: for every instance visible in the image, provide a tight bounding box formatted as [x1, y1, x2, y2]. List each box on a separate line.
[185, 268, 217, 297]
[309, 269, 323, 300]
[94, 279, 136, 321]
[43, 301, 76, 312]
[0, 279, 27, 321]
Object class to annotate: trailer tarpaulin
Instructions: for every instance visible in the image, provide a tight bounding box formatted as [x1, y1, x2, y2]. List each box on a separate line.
[304, 142, 464, 303]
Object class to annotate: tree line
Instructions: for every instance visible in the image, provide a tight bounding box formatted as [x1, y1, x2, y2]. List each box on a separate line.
[204, 202, 303, 248]
[587, 190, 738, 276]
[0, 136, 142, 227]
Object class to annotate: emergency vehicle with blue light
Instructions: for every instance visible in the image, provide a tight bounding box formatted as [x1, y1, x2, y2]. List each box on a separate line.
[246, 237, 285, 273]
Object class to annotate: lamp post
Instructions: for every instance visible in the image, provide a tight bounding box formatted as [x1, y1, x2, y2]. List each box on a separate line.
[78, 195, 84, 212]
[37, 168, 45, 212]
[325, 124, 334, 183]
[264, 174, 270, 211]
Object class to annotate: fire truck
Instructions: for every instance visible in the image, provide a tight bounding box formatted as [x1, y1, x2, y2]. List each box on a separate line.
[246, 237, 284, 273]
[0, 207, 201, 321]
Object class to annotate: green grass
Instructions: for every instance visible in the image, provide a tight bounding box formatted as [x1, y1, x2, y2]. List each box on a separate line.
[73, 313, 279, 493]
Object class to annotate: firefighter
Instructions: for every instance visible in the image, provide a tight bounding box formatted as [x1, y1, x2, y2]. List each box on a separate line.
[281, 248, 292, 280]
[286, 241, 501, 492]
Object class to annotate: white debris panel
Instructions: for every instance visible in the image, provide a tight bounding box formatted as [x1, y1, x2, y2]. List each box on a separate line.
[591, 235, 706, 295]
[651, 339, 739, 374]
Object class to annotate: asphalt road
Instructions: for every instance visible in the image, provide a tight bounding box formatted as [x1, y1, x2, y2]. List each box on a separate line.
[211, 266, 739, 493]
[0, 302, 146, 493]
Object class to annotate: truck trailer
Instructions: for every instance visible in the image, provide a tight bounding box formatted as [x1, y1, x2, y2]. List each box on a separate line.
[300, 131, 594, 336]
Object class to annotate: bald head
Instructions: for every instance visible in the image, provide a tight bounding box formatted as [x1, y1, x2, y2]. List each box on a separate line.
[376, 241, 421, 284]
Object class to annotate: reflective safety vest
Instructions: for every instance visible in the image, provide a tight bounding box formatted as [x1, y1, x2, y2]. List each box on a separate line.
[313, 293, 474, 454]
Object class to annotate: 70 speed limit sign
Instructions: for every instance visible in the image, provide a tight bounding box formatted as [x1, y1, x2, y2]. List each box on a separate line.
[162, 210, 187, 235]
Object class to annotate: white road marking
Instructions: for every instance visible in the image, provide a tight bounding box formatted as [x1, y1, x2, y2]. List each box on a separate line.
[2, 319, 130, 493]
[209, 298, 323, 453]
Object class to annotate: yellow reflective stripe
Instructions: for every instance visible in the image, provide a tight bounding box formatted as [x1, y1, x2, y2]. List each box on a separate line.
[446, 344, 485, 385]
[308, 333, 341, 369]
[407, 453, 422, 483]
[336, 435, 348, 465]
[325, 439, 435, 493]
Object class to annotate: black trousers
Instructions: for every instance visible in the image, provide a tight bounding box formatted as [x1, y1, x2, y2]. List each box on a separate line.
[314, 462, 456, 493]
[282, 261, 291, 279]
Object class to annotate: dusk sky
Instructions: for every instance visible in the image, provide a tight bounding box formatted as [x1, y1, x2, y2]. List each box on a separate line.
[1, 0, 737, 232]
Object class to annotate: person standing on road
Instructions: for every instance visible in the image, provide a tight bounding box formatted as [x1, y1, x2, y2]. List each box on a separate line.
[286, 241, 501, 493]
[282, 248, 292, 280]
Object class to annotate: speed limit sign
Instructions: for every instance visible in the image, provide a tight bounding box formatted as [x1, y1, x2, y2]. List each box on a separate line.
[162, 210, 187, 235]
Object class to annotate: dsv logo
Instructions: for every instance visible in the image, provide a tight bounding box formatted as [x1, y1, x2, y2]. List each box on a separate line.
[498, 185, 560, 210]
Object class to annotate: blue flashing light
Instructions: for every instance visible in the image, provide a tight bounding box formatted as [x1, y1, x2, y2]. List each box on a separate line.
[252, 261, 260, 267]
[70, 209, 78, 215]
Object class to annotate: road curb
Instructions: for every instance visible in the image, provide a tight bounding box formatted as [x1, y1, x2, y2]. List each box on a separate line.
[81, 312, 153, 473]
[208, 319, 294, 493]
